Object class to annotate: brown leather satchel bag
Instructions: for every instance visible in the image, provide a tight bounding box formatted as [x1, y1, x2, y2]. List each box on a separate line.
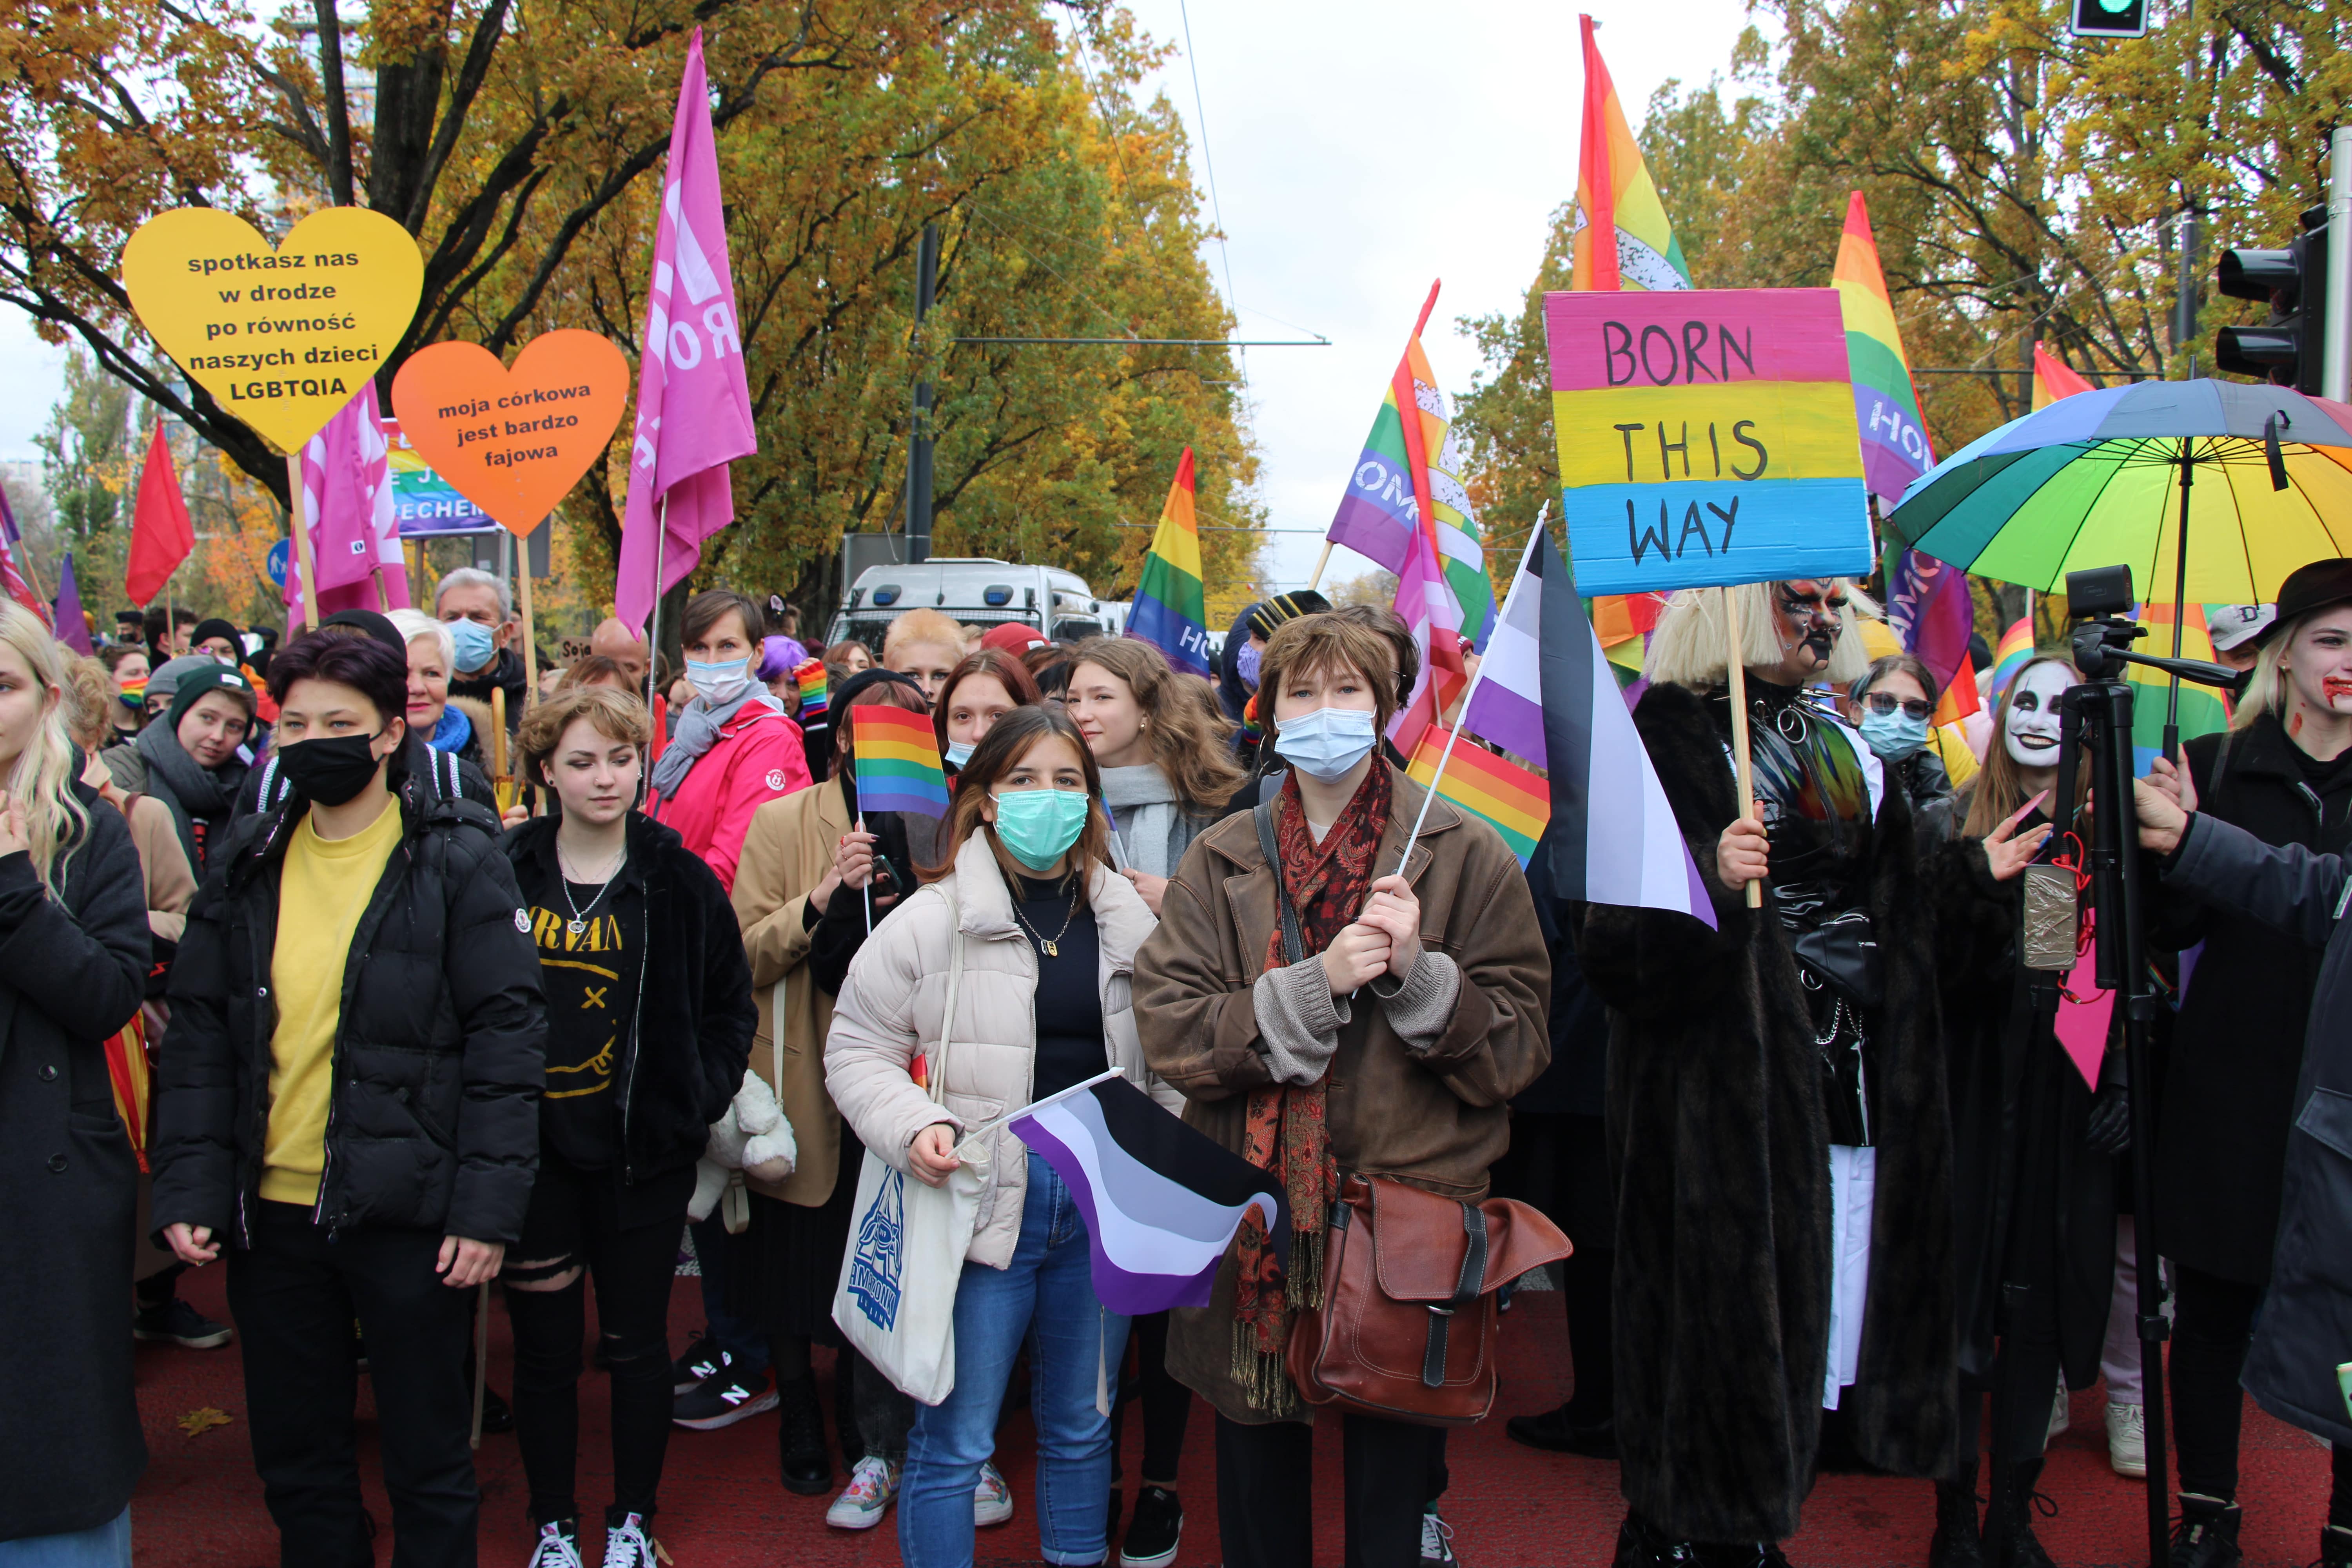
[1285, 1173, 1571, 1426]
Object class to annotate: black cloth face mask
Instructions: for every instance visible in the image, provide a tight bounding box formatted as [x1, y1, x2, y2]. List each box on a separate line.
[276, 731, 389, 807]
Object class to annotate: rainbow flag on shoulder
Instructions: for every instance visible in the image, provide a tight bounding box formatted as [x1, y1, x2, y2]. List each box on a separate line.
[852, 704, 949, 817]
[1127, 449, 1213, 677]
[1833, 192, 1933, 510]
[2129, 602, 2231, 774]
[1406, 728, 1548, 867]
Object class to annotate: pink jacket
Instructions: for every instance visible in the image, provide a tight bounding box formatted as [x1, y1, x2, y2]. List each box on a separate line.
[650, 705, 812, 892]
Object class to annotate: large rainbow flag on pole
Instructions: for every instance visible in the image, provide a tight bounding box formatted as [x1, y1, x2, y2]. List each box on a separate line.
[1127, 448, 1214, 677]
[2032, 341, 2095, 409]
[1832, 192, 1934, 511]
[1323, 283, 1496, 649]
[1570, 15, 1691, 293]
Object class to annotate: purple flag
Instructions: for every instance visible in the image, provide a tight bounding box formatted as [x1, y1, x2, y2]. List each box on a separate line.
[52, 552, 93, 654]
[614, 29, 758, 635]
[1886, 549, 1973, 699]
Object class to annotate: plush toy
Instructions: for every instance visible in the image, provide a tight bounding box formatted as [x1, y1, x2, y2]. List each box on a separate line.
[689, 1069, 797, 1223]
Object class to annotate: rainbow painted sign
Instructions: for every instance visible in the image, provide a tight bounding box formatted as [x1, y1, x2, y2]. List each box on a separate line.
[1544, 288, 1872, 594]
[379, 416, 495, 535]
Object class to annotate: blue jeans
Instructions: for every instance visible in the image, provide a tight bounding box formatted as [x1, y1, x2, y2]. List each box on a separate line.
[686, 1214, 768, 1379]
[899, 1151, 1131, 1568]
[0, 1506, 131, 1567]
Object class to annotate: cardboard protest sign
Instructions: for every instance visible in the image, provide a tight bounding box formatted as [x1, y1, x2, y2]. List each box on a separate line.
[1544, 289, 1872, 595]
[389, 332, 630, 534]
[122, 207, 424, 454]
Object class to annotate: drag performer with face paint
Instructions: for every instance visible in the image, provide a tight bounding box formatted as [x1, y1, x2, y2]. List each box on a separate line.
[1578, 579, 2049, 1568]
[1938, 655, 2123, 1568]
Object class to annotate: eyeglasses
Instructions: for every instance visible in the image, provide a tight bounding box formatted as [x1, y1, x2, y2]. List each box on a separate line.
[1862, 693, 1935, 719]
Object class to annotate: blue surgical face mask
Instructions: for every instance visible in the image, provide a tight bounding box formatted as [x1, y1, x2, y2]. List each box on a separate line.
[445, 617, 495, 673]
[1860, 706, 1931, 761]
[991, 787, 1091, 871]
[685, 657, 752, 708]
[1274, 706, 1379, 780]
[944, 739, 975, 770]
[1236, 641, 1264, 690]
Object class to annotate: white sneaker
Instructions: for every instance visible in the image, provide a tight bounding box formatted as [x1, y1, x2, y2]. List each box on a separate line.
[827, 1455, 901, 1530]
[974, 1461, 1014, 1527]
[2047, 1381, 2071, 1438]
[527, 1521, 584, 1568]
[2107, 1401, 2147, 1477]
[601, 1513, 655, 1568]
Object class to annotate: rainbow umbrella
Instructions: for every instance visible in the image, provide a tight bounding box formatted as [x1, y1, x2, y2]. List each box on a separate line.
[1887, 378, 2352, 753]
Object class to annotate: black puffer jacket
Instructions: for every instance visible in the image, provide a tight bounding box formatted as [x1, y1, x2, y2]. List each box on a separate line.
[151, 772, 547, 1245]
[502, 813, 755, 1181]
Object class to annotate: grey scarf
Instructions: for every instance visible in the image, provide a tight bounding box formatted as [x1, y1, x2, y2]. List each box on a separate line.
[136, 719, 247, 873]
[1099, 762, 1192, 878]
[650, 686, 787, 799]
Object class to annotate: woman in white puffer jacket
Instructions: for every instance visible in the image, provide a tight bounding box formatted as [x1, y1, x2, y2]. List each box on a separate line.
[826, 703, 1178, 1568]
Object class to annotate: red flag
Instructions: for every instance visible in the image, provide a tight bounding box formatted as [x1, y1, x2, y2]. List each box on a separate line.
[125, 423, 193, 607]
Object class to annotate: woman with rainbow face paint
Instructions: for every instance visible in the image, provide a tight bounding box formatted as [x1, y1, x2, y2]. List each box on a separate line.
[100, 644, 149, 746]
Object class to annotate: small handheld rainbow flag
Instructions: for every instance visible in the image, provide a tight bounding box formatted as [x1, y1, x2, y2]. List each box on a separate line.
[791, 657, 828, 720]
[1405, 727, 1549, 868]
[1128, 449, 1213, 677]
[851, 703, 949, 818]
[1833, 191, 1934, 511]
[1987, 618, 2035, 701]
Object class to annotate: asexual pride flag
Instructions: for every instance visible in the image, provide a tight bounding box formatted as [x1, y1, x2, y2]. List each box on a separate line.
[1010, 1074, 1287, 1317]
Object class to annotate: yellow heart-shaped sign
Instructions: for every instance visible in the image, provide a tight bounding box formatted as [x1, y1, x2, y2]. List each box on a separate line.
[122, 207, 424, 454]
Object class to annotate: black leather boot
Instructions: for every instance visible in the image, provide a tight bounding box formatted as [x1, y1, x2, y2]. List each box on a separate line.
[1984, 1459, 2056, 1568]
[777, 1374, 831, 1496]
[2319, 1524, 2352, 1568]
[1613, 1512, 1702, 1568]
[2168, 1494, 2243, 1568]
[1931, 1463, 1983, 1568]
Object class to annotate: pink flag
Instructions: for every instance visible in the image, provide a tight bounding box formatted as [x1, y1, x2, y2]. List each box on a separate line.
[614, 28, 758, 635]
[287, 383, 407, 623]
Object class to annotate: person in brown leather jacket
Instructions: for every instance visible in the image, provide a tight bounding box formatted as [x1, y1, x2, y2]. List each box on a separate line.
[1133, 611, 1550, 1568]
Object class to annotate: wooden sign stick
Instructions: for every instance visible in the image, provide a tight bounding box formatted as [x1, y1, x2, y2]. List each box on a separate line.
[516, 536, 539, 704]
[285, 451, 320, 632]
[1721, 587, 1763, 910]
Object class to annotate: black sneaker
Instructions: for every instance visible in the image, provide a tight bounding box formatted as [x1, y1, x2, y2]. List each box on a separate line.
[1420, 1509, 1460, 1568]
[1121, 1486, 1183, 1568]
[671, 1334, 725, 1395]
[2169, 1494, 2243, 1568]
[673, 1364, 779, 1430]
[480, 1385, 515, 1436]
[132, 1296, 234, 1349]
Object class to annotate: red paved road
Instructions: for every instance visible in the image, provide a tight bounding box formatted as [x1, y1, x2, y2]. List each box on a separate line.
[130, 1269, 2331, 1566]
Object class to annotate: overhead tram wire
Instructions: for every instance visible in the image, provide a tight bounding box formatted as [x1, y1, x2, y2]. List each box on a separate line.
[1176, 0, 1246, 390]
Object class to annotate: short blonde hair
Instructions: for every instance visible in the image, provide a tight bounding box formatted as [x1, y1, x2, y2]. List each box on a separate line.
[884, 608, 965, 661]
[387, 608, 455, 671]
[1257, 612, 1401, 738]
[1644, 581, 1878, 691]
[517, 684, 652, 786]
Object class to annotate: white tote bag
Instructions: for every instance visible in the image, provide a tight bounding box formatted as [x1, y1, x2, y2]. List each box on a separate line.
[831, 889, 991, 1405]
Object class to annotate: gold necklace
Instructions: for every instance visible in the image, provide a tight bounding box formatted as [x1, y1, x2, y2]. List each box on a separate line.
[1013, 877, 1080, 958]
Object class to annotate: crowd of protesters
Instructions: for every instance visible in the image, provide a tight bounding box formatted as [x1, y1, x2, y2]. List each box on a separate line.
[4, 564, 2352, 1568]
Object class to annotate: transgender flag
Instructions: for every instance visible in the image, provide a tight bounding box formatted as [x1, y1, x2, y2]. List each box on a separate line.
[1010, 1074, 1287, 1317]
[1460, 527, 1714, 928]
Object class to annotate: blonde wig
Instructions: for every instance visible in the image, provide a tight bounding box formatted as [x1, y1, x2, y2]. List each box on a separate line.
[0, 602, 91, 894]
[1643, 580, 1879, 691]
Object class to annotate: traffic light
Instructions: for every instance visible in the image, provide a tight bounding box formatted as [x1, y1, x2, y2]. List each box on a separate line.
[2069, 0, 2148, 38]
[2216, 205, 2331, 394]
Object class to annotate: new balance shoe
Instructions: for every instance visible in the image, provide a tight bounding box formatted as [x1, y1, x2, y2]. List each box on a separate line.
[672, 1365, 779, 1430]
[974, 1462, 1014, 1527]
[601, 1512, 655, 1568]
[1421, 1509, 1460, 1568]
[526, 1519, 583, 1568]
[670, 1333, 725, 1396]
[1120, 1485, 1183, 1568]
[132, 1297, 234, 1349]
[827, 1455, 900, 1530]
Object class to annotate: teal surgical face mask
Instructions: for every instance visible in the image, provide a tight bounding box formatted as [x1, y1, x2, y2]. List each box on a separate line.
[991, 787, 1090, 871]
[1860, 706, 1931, 760]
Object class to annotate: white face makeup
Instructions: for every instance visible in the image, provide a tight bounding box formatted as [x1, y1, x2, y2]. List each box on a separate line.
[2004, 662, 2072, 769]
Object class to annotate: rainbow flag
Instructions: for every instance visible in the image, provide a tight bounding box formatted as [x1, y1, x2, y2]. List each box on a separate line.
[1570, 15, 1690, 293]
[1323, 285, 1495, 648]
[1127, 448, 1213, 677]
[1406, 728, 1550, 868]
[791, 657, 828, 720]
[852, 703, 950, 817]
[1988, 617, 2035, 701]
[2129, 602, 2231, 774]
[1833, 192, 1934, 510]
[2033, 342, 2094, 409]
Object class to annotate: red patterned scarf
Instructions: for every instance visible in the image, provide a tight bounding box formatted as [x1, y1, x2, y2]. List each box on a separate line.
[1232, 762, 1392, 1411]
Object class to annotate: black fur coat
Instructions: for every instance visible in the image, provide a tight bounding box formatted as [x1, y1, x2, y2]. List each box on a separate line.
[1576, 680, 1962, 1543]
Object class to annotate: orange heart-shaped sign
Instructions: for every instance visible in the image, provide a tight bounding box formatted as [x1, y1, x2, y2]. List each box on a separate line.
[122, 207, 423, 453]
[390, 332, 631, 534]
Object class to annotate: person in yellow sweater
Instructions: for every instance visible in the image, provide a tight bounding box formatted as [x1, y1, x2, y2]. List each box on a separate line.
[152, 630, 546, 1567]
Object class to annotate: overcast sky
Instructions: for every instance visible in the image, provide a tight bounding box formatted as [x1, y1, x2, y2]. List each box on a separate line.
[0, 2, 1762, 597]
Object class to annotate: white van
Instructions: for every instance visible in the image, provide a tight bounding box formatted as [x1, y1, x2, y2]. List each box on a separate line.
[825, 559, 1109, 655]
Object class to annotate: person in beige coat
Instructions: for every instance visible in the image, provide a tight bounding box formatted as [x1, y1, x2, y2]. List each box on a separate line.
[826, 705, 1176, 1568]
